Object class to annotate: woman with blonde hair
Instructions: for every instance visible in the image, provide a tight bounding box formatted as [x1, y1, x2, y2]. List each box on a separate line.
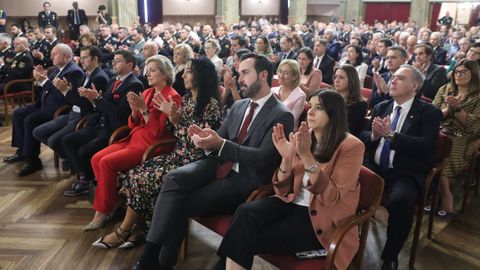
[172, 43, 194, 96]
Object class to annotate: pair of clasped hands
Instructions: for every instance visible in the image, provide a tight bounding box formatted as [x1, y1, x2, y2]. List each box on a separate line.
[33, 65, 71, 92]
[271, 122, 313, 164]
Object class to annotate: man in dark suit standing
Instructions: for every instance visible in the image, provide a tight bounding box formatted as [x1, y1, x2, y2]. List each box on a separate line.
[313, 39, 335, 85]
[3, 44, 84, 176]
[360, 65, 442, 270]
[32, 46, 108, 173]
[133, 53, 294, 270]
[38, 2, 58, 29]
[67, 1, 88, 41]
[61, 50, 143, 196]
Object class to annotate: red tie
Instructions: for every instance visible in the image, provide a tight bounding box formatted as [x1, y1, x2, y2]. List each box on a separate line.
[112, 79, 121, 93]
[216, 102, 258, 179]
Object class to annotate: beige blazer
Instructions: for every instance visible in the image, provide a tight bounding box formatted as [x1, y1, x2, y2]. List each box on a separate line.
[273, 134, 365, 270]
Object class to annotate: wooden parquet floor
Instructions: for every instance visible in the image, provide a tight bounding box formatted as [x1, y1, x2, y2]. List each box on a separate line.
[0, 123, 479, 270]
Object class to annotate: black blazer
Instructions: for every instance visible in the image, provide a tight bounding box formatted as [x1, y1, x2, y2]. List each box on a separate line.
[216, 95, 294, 189]
[420, 63, 447, 100]
[67, 9, 88, 26]
[433, 47, 447, 65]
[79, 67, 109, 117]
[86, 73, 144, 138]
[318, 54, 336, 85]
[347, 100, 368, 138]
[360, 98, 442, 186]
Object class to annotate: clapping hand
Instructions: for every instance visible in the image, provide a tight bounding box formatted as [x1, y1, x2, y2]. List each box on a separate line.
[32, 65, 47, 81]
[53, 77, 70, 92]
[272, 123, 295, 161]
[371, 116, 391, 140]
[127, 91, 146, 112]
[188, 123, 223, 151]
[294, 122, 313, 161]
[445, 95, 461, 110]
[78, 83, 101, 102]
[152, 92, 179, 116]
[373, 72, 388, 94]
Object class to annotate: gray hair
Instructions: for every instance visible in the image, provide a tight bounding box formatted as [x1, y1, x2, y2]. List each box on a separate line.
[388, 46, 408, 59]
[204, 39, 220, 54]
[400, 64, 424, 93]
[14, 37, 29, 48]
[145, 55, 175, 86]
[55, 43, 74, 61]
[0, 33, 12, 46]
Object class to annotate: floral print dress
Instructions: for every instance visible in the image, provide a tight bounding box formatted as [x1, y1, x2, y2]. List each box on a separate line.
[119, 95, 221, 221]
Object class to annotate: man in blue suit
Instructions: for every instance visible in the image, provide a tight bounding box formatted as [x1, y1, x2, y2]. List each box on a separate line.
[360, 65, 442, 270]
[3, 44, 84, 176]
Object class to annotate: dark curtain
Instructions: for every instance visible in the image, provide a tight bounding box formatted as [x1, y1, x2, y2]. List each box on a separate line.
[280, 0, 288, 24]
[138, 0, 163, 25]
[364, 3, 410, 25]
[430, 3, 442, 31]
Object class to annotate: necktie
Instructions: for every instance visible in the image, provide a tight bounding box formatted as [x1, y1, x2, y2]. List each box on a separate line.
[216, 102, 259, 179]
[112, 79, 121, 93]
[74, 10, 79, 25]
[379, 106, 402, 175]
[314, 57, 320, 69]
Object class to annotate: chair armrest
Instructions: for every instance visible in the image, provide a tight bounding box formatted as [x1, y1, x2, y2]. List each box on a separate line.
[3, 78, 35, 94]
[245, 184, 274, 202]
[141, 136, 178, 163]
[108, 125, 130, 145]
[325, 209, 376, 269]
[75, 117, 89, 131]
[53, 105, 71, 118]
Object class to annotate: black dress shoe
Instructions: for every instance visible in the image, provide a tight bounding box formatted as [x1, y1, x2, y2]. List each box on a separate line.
[3, 152, 26, 163]
[18, 160, 43, 177]
[64, 181, 90, 197]
[381, 260, 398, 270]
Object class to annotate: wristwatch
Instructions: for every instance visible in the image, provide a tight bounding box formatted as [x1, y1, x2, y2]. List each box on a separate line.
[305, 163, 320, 174]
[384, 132, 395, 141]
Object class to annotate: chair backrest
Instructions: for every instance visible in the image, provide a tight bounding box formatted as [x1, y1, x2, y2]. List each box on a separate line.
[358, 166, 384, 213]
[364, 75, 373, 89]
[361, 88, 373, 104]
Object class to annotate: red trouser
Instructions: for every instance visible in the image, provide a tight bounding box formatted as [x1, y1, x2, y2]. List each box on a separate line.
[91, 140, 144, 213]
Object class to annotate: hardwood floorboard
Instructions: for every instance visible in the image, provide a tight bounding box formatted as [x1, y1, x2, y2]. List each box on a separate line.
[0, 124, 479, 270]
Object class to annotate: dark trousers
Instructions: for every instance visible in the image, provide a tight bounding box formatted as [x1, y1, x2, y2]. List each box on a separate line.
[32, 112, 80, 158]
[146, 158, 259, 267]
[382, 171, 421, 261]
[11, 105, 52, 159]
[61, 126, 108, 180]
[216, 197, 322, 269]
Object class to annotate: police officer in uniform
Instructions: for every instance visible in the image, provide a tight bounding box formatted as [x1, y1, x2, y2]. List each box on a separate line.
[0, 37, 33, 95]
[0, 34, 15, 74]
[98, 25, 118, 75]
[32, 25, 58, 68]
[38, 2, 58, 29]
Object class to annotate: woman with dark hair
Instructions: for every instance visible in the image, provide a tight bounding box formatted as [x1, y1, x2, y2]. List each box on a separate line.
[333, 64, 368, 137]
[340, 45, 368, 87]
[255, 35, 273, 57]
[297, 47, 322, 98]
[431, 59, 480, 217]
[290, 32, 305, 54]
[92, 57, 221, 249]
[214, 90, 365, 270]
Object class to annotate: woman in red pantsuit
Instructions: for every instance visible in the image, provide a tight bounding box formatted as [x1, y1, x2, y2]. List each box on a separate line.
[85, 55, 181, 230]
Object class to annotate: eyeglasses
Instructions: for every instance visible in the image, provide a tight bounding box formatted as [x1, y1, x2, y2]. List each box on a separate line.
[79, 56, 91, 61]
[454, 70, 470, 77]
[112, 59, 125, 64]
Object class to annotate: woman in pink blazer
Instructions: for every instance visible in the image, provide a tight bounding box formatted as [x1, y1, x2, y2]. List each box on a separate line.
[215, 90, 365, 270]
[85, 55, 181, 230]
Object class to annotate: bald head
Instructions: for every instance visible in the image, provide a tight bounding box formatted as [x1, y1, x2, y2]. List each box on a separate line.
[143, 41, 159, 59]
[52, 44, 73, 67]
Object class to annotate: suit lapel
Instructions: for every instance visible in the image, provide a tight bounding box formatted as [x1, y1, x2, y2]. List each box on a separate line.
[400, 99, 420, 133]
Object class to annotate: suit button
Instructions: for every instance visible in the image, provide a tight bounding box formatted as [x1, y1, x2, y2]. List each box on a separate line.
[316, 229, 322, 235]
[310, 210, 317, 216]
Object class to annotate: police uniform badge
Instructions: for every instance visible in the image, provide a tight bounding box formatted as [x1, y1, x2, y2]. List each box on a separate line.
[5, 57, 13, 64]
[11, 60, 17, 68]
[18, 62, 26, 68]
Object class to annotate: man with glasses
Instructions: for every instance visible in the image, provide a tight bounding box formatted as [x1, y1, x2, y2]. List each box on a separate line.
[32, 46, 108, 175]
[61, 50, 143, 197]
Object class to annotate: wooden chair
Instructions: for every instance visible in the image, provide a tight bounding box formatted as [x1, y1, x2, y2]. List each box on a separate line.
[52, 105, 72, 169]
[460, 140, 480, 213]
[189, 167, 384, 270]
[361, 88, 373, 107]
[1, 77, 36, 124]
[409, 132, 452, 269]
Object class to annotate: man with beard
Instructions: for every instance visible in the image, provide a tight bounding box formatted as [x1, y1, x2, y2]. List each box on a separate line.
[132, 53, 294, 270]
